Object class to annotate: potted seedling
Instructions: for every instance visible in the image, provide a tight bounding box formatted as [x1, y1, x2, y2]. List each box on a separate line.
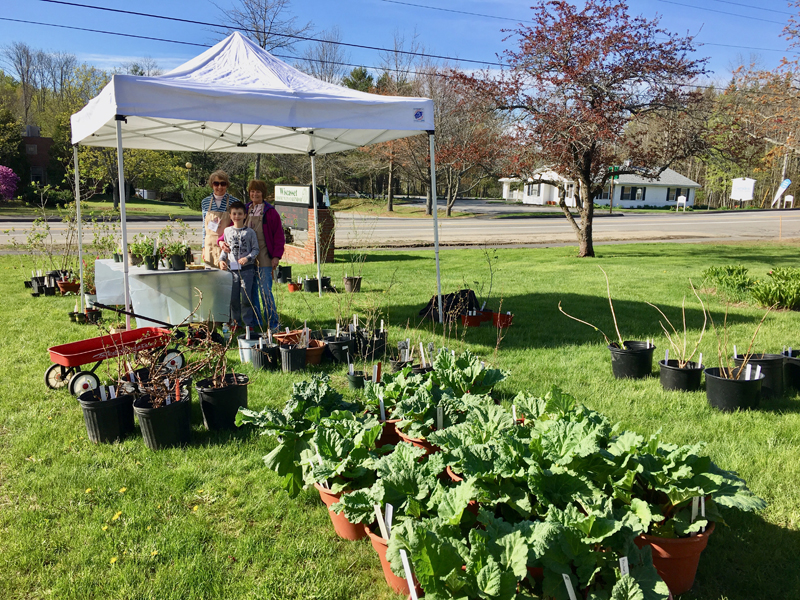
[77, 382, 136, 444]
[159, 220, 192, 270]
[279, 327, 308, 372]
[647, 283, 707, 392]
[705, 305, 772, 411]
[559, 266, 656, 379]
[194, 328, 249, 431]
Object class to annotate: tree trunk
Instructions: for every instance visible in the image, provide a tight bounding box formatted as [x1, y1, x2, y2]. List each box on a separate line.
[387, 157, 394, 212]
[426, 185, 432, 215]
[254, 153, 261, 179]
[577, 183, 595, 257]
[112, 181, 120, 210]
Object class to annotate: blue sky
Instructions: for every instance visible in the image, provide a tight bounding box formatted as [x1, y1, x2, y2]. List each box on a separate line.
[2, 0, 797, 83]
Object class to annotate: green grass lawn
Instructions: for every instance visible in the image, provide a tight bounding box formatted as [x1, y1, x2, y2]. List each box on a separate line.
[0, 195, 200, 219]
[2, 241, 800, 599]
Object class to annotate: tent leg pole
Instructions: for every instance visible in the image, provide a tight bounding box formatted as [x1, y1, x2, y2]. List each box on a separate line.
[310, 152, 322, 298]
[73, 145, 84, 313]
[429, 133, 443, 325]
[115, 118, 132, 330]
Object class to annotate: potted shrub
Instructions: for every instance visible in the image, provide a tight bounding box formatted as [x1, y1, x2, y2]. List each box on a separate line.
[158, 220, 192, 271]
[77, 386, 136, 444]
[559, 266, 655, 379]
[128, 234, 162, 269]
[647, 283, 707, 392]
[194, 333, 249, 431]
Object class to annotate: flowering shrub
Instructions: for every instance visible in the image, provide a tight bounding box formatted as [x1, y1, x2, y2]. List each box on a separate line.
[0, 166, 20, 200]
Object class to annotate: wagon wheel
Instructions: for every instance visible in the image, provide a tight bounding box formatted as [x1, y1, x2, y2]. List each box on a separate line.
[69, 371, 101, 396]
[161, 348, 184, 372]
[44, 364, 72, 389]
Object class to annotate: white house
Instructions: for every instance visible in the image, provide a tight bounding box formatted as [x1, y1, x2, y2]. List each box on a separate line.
[500, 168, 700, 208]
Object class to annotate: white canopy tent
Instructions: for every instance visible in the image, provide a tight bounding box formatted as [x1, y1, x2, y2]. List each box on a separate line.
[71, 32, 443, 328]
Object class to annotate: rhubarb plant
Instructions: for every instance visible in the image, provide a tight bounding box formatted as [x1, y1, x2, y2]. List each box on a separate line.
[432, 349, 508, 397]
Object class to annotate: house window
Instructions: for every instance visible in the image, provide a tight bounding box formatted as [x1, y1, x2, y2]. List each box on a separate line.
[620, 186, 646, 201]
[566, 183, 574, 198]
[526, 183, 541, 197]
[26, 144, 37, 155]
[598, 186, 611, 200]
[30, 166, 44, 184]
[667, 188, 686, 202]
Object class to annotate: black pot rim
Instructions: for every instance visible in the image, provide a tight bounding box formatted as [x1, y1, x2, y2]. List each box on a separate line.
[195, 373, 249, 391]
[704, 367, 765, 382]
[608, 341, 656, 354]
[659, 359, 704, 371]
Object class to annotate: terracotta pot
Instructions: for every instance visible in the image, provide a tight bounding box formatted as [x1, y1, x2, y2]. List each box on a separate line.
[396, 428, 440, 456]
[287, 282, 301, 292]
[57, 280, 80, 295]
[634, 522, 715, 595]
[460, 312, 483, 327]
[479, 310, 494, 323]
[377, 419, 401, 447]
[364, 524, 422, 596]
[493, 312, 514, 328]
[314, 483, 366, 541]
[305, 339, 326, 365]
[272, 329, 303, 345]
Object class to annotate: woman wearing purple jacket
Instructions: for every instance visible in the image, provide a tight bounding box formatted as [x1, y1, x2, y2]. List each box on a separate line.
[219, 180, 285, 329]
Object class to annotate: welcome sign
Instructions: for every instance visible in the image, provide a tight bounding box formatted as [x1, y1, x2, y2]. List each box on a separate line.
[275, 185, 311, 206]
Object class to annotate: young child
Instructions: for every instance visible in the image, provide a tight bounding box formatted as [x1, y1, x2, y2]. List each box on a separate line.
[218, 201, 259, 329]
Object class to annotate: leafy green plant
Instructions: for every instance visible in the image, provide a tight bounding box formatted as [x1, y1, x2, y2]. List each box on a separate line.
[390, 386, 492, 440]
[432, 349, 508, 397]
[128, 233, 156, 259]
[701, 265, 753, 303]
[751, 267, 800, 310]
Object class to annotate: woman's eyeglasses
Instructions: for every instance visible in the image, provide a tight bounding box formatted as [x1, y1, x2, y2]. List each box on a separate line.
[212, 181, 227, 187]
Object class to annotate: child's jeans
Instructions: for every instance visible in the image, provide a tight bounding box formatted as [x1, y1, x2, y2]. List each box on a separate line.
[229, 266, 257, 328]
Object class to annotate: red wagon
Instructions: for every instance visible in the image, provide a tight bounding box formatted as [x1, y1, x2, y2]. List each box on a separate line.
[46, 327, 182, 396]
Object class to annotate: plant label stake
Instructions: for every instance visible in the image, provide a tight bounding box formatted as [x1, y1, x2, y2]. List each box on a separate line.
[512, 405, 517, 422]
[336, 323, 340, 337]
[619, 556, 629, 577]
[379, 395, 386, 421]
[267, 329, 273, 345]
[436, 406, 443, 431]
[562, 574, 578, 600]
[374, 505, 390, 539]
[420, 343, 426, 368]
[349, 324, 355, 334]
[755, 365, 761, 379]
[285, 327, 290, 334]
[353, 314, 358, 330]
[372, 365, 378, 384]
[175, 380, 181, 403]
[376, 361, 382, 383]
[380, 319, 384, 333]
[246, 326, 250, 340]
[109, 385, 116, 399]
[700, 497, 706, 533]
[259, 338, 264, 350]
[385, 503, 394, 535]
[733, 345, 738, 359]
[400, 550, 418, 600]
[99, 386, 107, 401]
[690, 497, 699, 536]
[745, 364, 752, 381]
[664, 349, 669, 364]
[698, 352, 703, 367]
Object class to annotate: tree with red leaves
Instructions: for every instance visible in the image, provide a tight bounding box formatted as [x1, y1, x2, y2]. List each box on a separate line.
[461, 0, 709, 256]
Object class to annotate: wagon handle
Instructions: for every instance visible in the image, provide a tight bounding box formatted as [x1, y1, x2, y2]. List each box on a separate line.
[92, 302, 185, 338]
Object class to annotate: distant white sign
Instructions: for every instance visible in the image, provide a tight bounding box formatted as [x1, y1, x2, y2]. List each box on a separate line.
[731, 177, 756, 201]
[275, 185, 310, 206]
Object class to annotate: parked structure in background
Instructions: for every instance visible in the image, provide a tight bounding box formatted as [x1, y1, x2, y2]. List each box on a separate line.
[22, 125, 53, 185]
[499, 168, 701, 208]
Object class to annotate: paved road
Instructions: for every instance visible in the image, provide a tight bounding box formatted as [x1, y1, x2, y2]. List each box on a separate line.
[2, 209, 799, 249]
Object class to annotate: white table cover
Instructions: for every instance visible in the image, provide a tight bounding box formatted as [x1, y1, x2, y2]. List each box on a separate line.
[95, 259, 233, 327]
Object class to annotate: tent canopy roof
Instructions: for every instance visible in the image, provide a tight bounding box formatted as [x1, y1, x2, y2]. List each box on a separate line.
[71, 32, 434, 154]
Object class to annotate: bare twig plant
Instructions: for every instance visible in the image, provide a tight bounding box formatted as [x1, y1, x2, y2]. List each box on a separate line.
[646, 281, 707, 368]
[708, 303, 774, 379]
[558, 266, 624, 347]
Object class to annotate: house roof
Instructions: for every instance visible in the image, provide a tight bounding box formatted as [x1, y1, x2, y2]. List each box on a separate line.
[615, 168, 700, 188]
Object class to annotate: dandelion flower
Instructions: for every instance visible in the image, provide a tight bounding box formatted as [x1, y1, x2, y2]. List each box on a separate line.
[193, 505, 199, 511]
[110, 557, 117, 564]
[151, 550, 158, 556]
[119, 487, 127, 494]
[85, 488, 92, 493]
[147, 526, 151, 531]
[112, 511, 122, 521]
[197, 489, 204, 493]
[102, 525, 108, 531]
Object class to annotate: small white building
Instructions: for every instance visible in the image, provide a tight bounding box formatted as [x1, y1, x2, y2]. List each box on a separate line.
[499, 168, 700, 208]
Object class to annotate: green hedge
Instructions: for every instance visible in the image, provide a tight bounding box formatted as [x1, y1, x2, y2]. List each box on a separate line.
[183, 186, 210, 212]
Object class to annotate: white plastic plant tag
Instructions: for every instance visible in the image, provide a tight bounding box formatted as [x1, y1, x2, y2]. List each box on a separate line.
[353, 314, 358, 329]
[109, 385, 116, 399]
[664, 349, 669, 364]
[99, 386, 107, 401]
[373, 365, 379, 383]
[380, 319, 384, 332]
[336, 323, 340, 337]
[152, 238, 159, 256]
[285, 327, 290, 334]
[379, 397, 386, 421]
[733, 345, 738, 358]
[259, 338, 264, 349]
[698, 353, 703, 366]
[374, 505, 389, 539]
[246, 326, 250, 340]
[436, 406, 443, 430]
[512, 405, 517, 422]
[745, 364, 752, 381]
[755, 365, 761, 379]
[619, 556, 629, 576]
[562, 574, 578, 600]
[420, 342, 426, 367]
[349, 324, 355, 334]
[481, 301, 486, 310]
[267, 330, 273, 344]
[349, 363, 355, 375]
[790, 347, 794, 356]
[385, 503, 394, 535]
[700, 496, 706, 532]
[400, 550, 418, 600]
[691, 497, 699, 523]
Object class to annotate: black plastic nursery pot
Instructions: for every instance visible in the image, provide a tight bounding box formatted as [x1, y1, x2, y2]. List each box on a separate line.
[280, 345, 306, 372]
[143, 255, 159, 270]
[311, 329, 338, 340]
[784, 349, 800, 390]
[302, 278, 319, 293]
[357, 329, 387, 359]
[24, 280, 32, 289]
[412, 364, 433, 375]
[659, 360, 704, 392]
[85, 309, 102, 324]
[347, 371, 365, 389]
[276, 265, 291, 284]
[170, 254, 186, 271]
[196, 373, 249, 431]
[252, 343, 280, 370]
[733, 353, 785, 398]
[78, 391, 135, 443]
[325, 336, 355, 364]
[343, 276, 362, 293]
[705, 367, 763, 412]
[608, 341, 655, 379]
[390, 359, 412, 373]
[113, 252, 122, 262]
[44, 286, 56, 296]
[134, 393, 192, 450]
